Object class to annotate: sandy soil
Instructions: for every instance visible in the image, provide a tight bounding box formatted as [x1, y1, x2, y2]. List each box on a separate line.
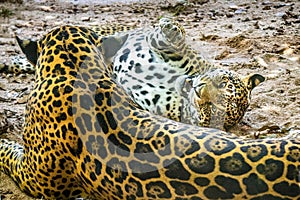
[0, 0, 299, 199]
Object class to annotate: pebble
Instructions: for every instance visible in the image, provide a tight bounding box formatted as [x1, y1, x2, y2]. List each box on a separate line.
[262, 1, 272, 5]
[228, 4, 239, 10]
[54, 21, 64, 26]
[226, 12, 234, 18]
[254, 56, 268, 67]
[235, 9, 246, 14]
[275, 12, 286, 17]
[45, 15, 56, 20]
[81, 16, 91, 21]
[39, 6, 53, 12]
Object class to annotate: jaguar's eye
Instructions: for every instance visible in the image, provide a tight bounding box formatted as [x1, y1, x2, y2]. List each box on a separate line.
[218, 82, 226, 89]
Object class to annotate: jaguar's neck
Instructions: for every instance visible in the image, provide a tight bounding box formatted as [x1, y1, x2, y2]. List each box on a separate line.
[0, 139, 24, 187]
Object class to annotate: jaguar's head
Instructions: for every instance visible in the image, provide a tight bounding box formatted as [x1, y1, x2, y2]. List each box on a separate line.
[188, 68, 265, 131]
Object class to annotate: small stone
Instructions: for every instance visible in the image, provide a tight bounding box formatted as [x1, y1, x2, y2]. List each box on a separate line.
[235, 8, 246, 14]
[229, 4, 239, 10]
[227, 24, 233, 29]
[54, 21, 64, 26]
[45, 15, 56, 20]
[275, 12, 286, 17]
[254, 56, 268, 67]
[226, 12, 234, 18]
[39, 6, 53, 12]
[101, 7, 111, 12]
[81, 16, 91, 22]
[262, 1, 272, 5]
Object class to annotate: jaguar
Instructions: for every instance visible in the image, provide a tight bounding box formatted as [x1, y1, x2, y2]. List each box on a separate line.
[10, 18, 265, 131]
[109, 18, 265, 131]
[0, 25, 299, 199]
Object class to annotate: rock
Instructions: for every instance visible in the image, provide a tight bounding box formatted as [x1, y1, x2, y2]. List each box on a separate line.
[275, 12, 286, 17]
[81, 16, 91, 22]
[39, 6, 53, 12]
[235, 8, 246, 14]
[228, 4, 239, 10]
[45, 15, 56, 20]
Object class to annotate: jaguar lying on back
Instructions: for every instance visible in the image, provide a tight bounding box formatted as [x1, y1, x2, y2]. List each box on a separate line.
[107, 18, 264, 130]
[9, 18, 264, 131]
[0, 25, 299, 199]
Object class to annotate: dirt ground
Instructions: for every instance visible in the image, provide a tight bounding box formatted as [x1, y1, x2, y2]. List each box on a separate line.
[0, 0, 299, 199]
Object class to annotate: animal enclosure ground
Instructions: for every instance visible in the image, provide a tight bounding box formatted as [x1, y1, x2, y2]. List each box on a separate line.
[0, 0, 299, 199]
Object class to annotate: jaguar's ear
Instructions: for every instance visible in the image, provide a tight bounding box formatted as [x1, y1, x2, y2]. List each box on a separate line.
[243, 74, 265, 90]
[100, 34, 129, 61]
[16, 36, 38, 66]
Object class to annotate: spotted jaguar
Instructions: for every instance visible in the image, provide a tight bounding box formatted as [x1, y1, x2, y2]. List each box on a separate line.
[9, 18, 264, 131]
[0, 25, 299, 199]
[109, 18, 265, 130]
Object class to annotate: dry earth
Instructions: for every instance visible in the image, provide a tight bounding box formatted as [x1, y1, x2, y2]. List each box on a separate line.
[0, 0, 299, 199]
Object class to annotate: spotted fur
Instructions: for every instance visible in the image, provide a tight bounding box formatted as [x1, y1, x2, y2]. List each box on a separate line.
[6, 18, 264, 131]
[0, 25, 299, 199]
[109, 18, 265, 130]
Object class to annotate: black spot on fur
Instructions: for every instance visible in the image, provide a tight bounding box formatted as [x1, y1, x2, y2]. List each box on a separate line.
[118, 131, 132, 145]
[170, 181, 198, 196]
[257, 159, 284, 181]
[220, 153, 252, 175]
[204, 175, 242, 199]
[52, 100, 62, 107]
[286, 164, 299, 181]
[164, 158, 190, 180]
[75, 117, 86, 135]
[186, 153, 215, 174]
[80, 94, 94, 110]
[105, 110, 117, 130]
[204, 138, 236, 155]
[251, 194, 291, 200]
[119, 48, 130, 63]
[73, 38, 85, 44]
[96, 113, 108, 134]
[55, 112, 67, 123]
[95, 92, 104, 106]
[240, 144, 268, 162]
[146, 181, 171, 198]
[67, 43, 79, 53]
[82, 113, 92, 132]
[52, 86, 60, 97]
[63, 85, 73, 94]
[141, 90, 148, 95]
[243, 173, 268, 195]
[273, 181, 300, 197]
[194, 177, 210, 186]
